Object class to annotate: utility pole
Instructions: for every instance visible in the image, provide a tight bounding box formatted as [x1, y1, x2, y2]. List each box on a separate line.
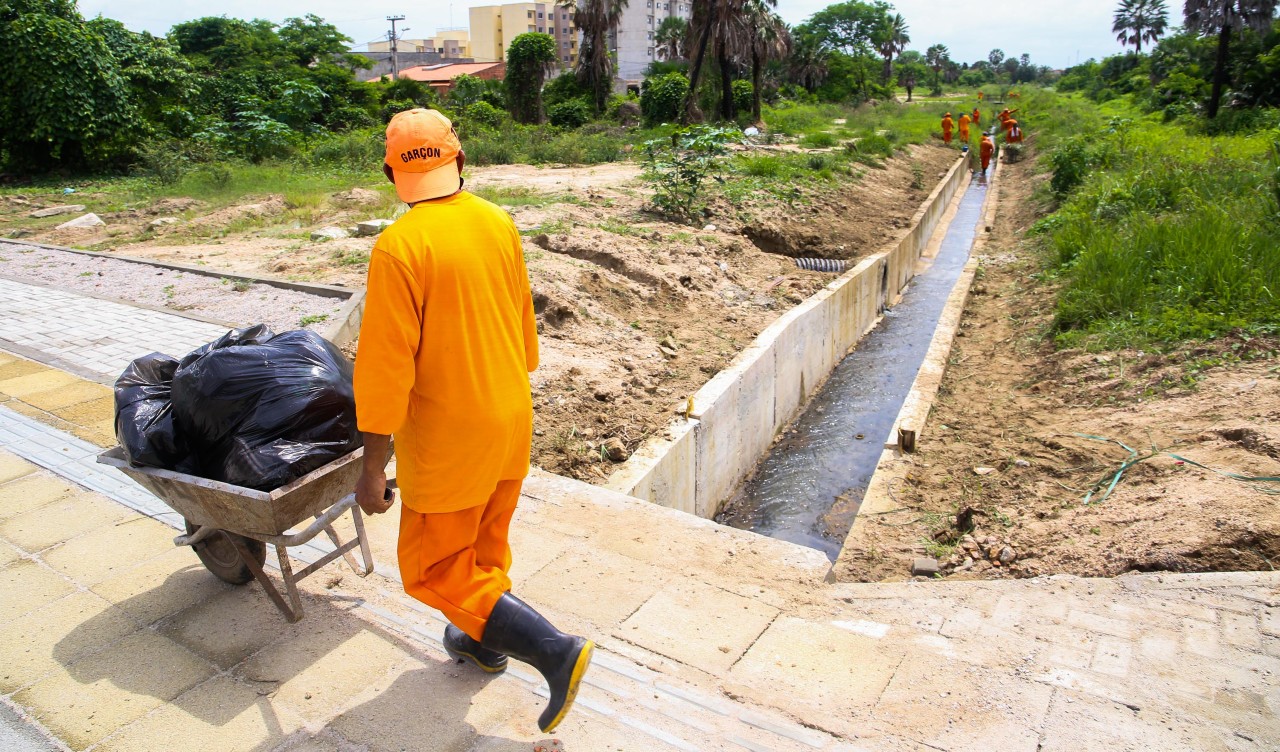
[387, 15, 407, 79]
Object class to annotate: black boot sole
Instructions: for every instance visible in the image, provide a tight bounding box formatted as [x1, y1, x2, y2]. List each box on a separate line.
[539, 640, 594, 733]
[444, 643, 508, 674]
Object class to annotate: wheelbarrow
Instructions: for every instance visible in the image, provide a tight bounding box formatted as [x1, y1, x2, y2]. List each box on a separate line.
[97, 446, 385, 622]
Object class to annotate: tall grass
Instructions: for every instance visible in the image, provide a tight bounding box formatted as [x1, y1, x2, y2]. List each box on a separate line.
[1045, 117, 1280, 348]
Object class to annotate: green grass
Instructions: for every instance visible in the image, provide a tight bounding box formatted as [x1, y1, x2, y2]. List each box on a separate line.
[470, 186, 568, 207]
[298, 313, 329, 326]
[1040, 101, 1280, 349]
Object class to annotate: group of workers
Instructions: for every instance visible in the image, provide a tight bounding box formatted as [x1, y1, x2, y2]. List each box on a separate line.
[939, 100, 1025, 177]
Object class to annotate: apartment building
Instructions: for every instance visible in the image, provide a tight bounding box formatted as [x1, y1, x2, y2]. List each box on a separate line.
[367, 29, 471, 59]
[469, 2, 578, 68]
[613, 0, 691, 82]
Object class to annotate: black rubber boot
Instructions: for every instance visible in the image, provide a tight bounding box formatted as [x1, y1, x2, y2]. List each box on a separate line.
[443, 624, 508, 673]
[480, 593, 594, 733]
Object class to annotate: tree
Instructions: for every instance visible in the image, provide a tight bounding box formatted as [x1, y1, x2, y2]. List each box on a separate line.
[745, 0, 790, 121]
[874, 12, 909, 85]
[1184, 0, 1279, 118]
[0, 0, 137, 169]
[683, 0, 748, 122]
[925, 43, 950, 91]
[787, 27, 832, 91]
[656, 16, 688, 61]
[1113, 0, 1170, 53]
[278, 14, 351, 66]
[896, 58, 928, 101]
[567, 0, 629, 112]
[796, 1, 892, 103]
[988, 48, 1005, 69]
[504, 32, 557, 123]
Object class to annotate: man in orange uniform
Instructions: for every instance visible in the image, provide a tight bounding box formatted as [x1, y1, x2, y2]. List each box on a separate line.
[1006, 119, 1023, 143]
[958, 112, 971, 142]
[353, 109, 593, 734]
[941, 112, 954, 144]
[980, 133, 995, 177]
[972, 107, 981, 127]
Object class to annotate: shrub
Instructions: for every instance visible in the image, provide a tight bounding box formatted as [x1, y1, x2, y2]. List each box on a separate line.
[800, 131, 838, 149]
[462, 101, 505, 131]
[326, 106, 376, 131]
[543, 72, 592, 109]
[642, 125, 738, 218]
[732, 79, 753, 114]
[547, 99, 593, 129]
[309, 128, 384, 171]
[640, 72, 690, 126]
[1048, 137, 1091, 197]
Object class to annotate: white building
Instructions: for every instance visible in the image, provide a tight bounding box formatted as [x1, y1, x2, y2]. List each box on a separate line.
[612, 0, 691, 83]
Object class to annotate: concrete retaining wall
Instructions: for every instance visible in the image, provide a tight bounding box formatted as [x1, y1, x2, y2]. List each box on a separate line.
[607, 156, 969, 519]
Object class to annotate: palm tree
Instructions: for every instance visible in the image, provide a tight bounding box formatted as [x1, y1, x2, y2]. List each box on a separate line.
[744, 0, 789, 122]
[788, 33, 831, 92]
[1113, 0, 1170, 53]
[1184, 0, 1279, 118]
[683, 0, 748, 122]
[925, 43, 949, 92]
[565, 0, 629, 113]
[655, 16, 687, 61]
[876, 13, 910, 86]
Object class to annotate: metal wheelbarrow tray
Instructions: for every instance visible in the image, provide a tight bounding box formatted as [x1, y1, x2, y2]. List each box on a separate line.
[97, 446, 376, 622]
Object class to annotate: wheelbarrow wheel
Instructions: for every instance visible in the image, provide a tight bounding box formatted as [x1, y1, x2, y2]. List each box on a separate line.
[183, 520, 267, 586]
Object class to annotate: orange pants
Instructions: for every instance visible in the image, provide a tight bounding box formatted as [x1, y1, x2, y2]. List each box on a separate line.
[942, 130, 952, 144]
[959, 127, 969, 142]
[398, 478, 522, 641]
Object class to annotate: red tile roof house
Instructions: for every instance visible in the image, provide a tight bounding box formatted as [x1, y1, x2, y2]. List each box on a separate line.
[368, 62, 507, 94]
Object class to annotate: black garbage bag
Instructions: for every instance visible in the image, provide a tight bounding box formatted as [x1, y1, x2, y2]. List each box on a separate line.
[114, 353, 190, 470]
[171, 328, 363, 491]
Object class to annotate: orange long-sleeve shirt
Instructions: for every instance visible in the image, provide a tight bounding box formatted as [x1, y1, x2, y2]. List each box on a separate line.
[354, 192, 538, 513]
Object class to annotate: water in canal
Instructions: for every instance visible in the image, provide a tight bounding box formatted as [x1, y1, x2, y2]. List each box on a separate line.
[716, 176, 990, 558]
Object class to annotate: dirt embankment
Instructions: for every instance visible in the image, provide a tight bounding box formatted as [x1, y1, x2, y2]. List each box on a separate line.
[835, 149, 1280, 582]
[3, 145, 956, 483]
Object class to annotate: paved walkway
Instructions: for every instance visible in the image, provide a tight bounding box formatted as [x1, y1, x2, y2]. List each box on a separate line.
[0, 276, 228, 384]
[0, 279, 1277, 751]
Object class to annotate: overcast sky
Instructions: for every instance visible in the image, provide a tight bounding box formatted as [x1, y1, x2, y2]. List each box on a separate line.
[78, 0, 1145, 69]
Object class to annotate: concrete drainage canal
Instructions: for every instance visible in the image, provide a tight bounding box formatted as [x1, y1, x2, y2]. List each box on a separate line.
[716, 177, 990, 558]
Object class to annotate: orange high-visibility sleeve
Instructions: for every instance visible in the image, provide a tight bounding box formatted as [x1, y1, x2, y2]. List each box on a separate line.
[354, 250, 423, 436]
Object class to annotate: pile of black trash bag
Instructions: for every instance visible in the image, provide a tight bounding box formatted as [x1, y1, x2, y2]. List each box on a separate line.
[113, 325, 363, 491]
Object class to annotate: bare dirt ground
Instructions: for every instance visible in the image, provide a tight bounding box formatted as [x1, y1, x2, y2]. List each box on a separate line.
[835, 148, 1280, 582]
[1, 145, 956, 482]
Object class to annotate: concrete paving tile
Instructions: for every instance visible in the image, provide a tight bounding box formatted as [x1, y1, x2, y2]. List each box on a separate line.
[13, 630, 214, 751]
[51, 396, 114, 426]
[619, 580, 779, 675]
[0, 491, 131, 552]
[0, 451, 37, 484]
[869, 654, 1054, 752]
[0, 559, 74, 624]
[20, 382, 112, 412]
[0, 359, 48, 382]
[236, 619, 412, 722]
[726, 616, 900, 737]
[505, 522, 575, 585]
[67, 421, 116, 449]
[0, 590, 140, 693]
[1219, 611, 1261, 651]
[0, 473, 79, 521]
[521, 549, 667, 630]
[273, 731, 348, 752]
[43, 515, 179, 586]
[1037, 688, 1229, 752]
[0, 537, 22, 568]
[330, 660, 533, 752]
[91, 546, 233, 625]
[0, 371, 80, 399]
[159, 585, 296, 670]
[95, 675, 304, 752]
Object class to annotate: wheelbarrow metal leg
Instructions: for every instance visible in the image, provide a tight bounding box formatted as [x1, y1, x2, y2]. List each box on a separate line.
[317, 516, 362, 575]
[222, 532, 301, 623]
[274, 544, 305, 621]
[350, 506, 374, 577]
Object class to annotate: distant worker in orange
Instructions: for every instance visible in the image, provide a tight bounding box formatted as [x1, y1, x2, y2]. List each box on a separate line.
[941, 112, 954, 145]
[972, 107, 981, 126]
[354, 108, 594, 734]
[977, 91, 985, 102]
[1006, 119, 1023, 143]
[958, 112, 971, 142]
[980, 133, 995, 176]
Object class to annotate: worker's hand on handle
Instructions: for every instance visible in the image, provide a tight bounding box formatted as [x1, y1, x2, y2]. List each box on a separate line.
[356, 469, 394, 515]
[356, 431, 395, 515]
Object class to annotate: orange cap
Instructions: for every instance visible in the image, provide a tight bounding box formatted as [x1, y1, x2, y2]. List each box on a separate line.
[384, 109, 463, 203]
